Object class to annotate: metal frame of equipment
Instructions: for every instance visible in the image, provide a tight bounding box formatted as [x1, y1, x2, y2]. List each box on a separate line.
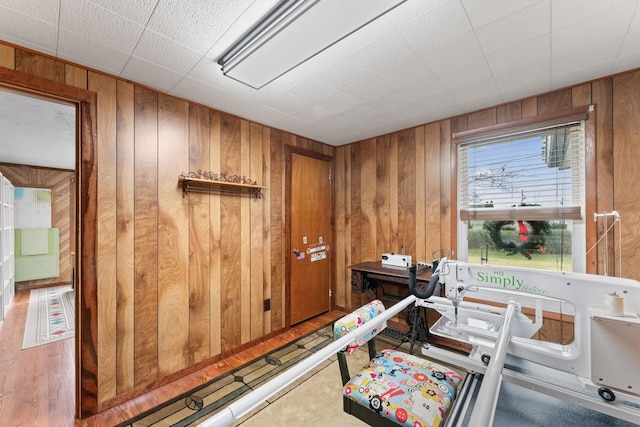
[416, 257, 640, 426]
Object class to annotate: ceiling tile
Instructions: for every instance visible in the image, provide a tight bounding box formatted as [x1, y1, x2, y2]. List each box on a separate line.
[612, 50, 640, 74]
[121, 56, 184, 92]
[436, 59, 493, 91]
[57, 28, 130, 75]
[448, 75, 501, 104]
[499, 78, 551, 102]
[475, 0, 550, 55]
[0, 0, 60, 25]
[420, 31, 484, 74]
[351, 29, 416, 75]
[146, 0, 225, 54]
[0, 6, 58, 53]
[86, 0, 158, 25]
[494, 58, 550, 91]
[59, 0, 144, 54]
[132, 29, 202, 75]
[315, 57, 378, 94]
[551, 60, 615, 90]
[462, 0, 544, 29]
[619, 4, 640, 55]
[169, 76, 229, 107]
[486, 34, 549, 76]
[397, 0, 473, 53]
[551, 5, 635, 76]
[551, 0, 639, 31]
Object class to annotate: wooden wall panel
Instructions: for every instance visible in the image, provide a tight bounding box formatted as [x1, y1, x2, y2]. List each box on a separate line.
[250, 122, 264, 341]
[592, 79, 615, 275]
[209, 112, 222, 356]
[15, 50, 64, 83]
[439, 120, 453, 256]
[415, 127, 426, 263]
[350, 144, 363, 307]
[350, 145, 362, 264]
[115, 80, 135, 394]
[424, 123, 441, 258]
[240, 120, 251, 344]
[522, 97, 537, 118]
[65, 65, 87, 90]
[467, 108, 496, 130]
[537, 89, 572, 114]
[220, 114, 242, 351]
[90, 71, 118, 402]
[572, 83, 592, 107]
[397, 129, 416, 257]
[496, 101, 522, 123]
[360, 139, 376, 261]
[613, 71, 640, 279]
[157, 94, 190, 376]
[133, 86, 159, 387]
[376, 136, 391, 256]
[269, 130, 284, 331]
[334, 146, 347, 308]
[261, 127, 272, 334]
[0, 44, 14, 69]
[188, 104, 211, 365]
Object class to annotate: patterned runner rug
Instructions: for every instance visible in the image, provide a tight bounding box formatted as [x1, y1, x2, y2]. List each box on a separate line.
[22, 285, 75, 349]
[119, 325, 337, 426]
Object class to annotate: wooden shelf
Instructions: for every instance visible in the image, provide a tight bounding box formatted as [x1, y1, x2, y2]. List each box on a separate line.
[179, 176, 265, 199]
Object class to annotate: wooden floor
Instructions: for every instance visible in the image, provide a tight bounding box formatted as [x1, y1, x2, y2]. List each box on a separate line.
[0, 288, 345, 426]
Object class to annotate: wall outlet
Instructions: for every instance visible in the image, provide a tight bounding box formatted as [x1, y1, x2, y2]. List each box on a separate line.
[263, 299, 271, 311]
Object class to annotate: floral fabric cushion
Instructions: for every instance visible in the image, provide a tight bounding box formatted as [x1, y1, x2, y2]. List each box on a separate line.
[333, 299, 386, 354]
[343, 349, 462, 427]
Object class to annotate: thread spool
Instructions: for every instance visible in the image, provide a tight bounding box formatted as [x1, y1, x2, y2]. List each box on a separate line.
[604, 292, 624, 317]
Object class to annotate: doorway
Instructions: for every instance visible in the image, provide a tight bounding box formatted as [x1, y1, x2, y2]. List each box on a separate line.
[286, 147, 333, 325]
[0, 66, 97, 419]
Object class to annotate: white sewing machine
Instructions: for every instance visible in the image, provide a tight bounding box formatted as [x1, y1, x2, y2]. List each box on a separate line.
[413, 258, 640, 426]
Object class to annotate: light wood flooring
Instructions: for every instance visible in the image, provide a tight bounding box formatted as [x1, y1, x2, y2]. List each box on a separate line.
[0, 288, 344, 426]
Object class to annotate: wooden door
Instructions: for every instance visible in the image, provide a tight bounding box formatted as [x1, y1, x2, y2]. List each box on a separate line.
[289, 152, 332, 325]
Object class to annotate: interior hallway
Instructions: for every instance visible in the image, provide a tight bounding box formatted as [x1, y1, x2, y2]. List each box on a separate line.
[0, 288, 344, 426]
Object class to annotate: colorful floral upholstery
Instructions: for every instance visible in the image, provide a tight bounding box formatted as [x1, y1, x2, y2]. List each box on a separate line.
[343, 349, 462, 427]
[335, 300, 463, 427]
[333, 299, 386, 354]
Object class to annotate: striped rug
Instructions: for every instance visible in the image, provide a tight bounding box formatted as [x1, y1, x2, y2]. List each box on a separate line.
[22, 285, 75, 349]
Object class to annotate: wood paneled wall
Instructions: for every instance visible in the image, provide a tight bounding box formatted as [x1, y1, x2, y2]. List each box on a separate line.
[0, 43, 333, 415]
[0, 164, 74, 289]
[333, 72, 640, 310]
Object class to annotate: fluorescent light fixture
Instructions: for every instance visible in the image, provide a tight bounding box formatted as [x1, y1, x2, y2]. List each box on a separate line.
[218, 0, 407, 89]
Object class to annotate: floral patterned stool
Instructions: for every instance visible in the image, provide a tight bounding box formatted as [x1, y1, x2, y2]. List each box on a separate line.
[335, 300, 463, 427]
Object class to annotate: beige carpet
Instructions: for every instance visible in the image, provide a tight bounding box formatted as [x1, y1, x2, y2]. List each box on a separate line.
[231, 351, 371, 427]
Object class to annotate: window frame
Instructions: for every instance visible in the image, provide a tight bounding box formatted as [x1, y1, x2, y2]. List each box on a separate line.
[452, 105, 597, 273]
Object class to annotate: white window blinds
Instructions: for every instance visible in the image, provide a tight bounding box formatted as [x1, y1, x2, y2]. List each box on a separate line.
[458, 121, 585, 222]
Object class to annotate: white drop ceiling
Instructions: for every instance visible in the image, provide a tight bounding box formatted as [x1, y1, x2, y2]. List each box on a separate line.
[1, 0, 640, 170]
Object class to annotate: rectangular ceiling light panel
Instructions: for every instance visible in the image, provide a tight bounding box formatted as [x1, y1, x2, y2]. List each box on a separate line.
[219, 0, 406, 89]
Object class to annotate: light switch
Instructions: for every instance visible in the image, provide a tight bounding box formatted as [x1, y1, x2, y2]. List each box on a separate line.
[303, 236, 307, 244]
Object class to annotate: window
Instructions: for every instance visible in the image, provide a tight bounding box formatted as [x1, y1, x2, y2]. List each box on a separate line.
[456, 110, 590, 272]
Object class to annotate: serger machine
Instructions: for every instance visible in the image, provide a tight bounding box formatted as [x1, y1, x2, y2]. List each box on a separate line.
[410, 258, 640, 426]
